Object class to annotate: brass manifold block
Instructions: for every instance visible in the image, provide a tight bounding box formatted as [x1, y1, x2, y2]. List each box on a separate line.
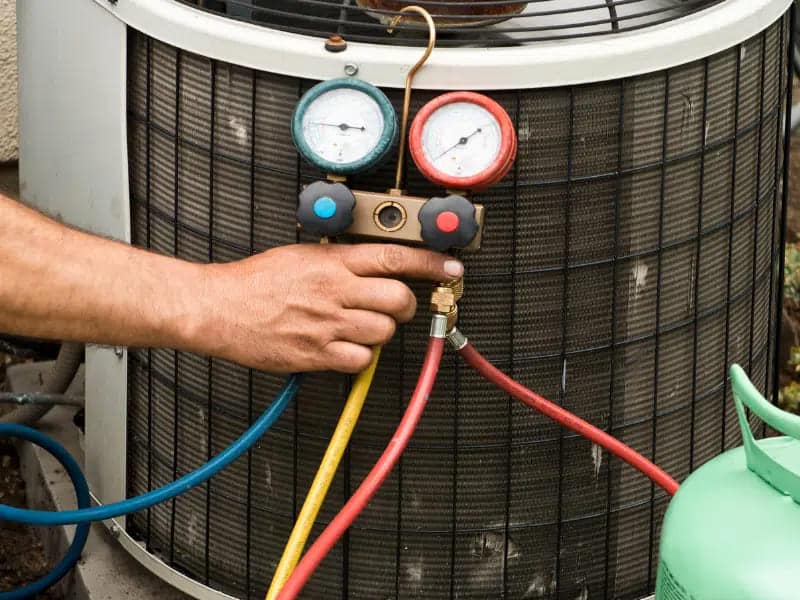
[430, 278, 464, 331]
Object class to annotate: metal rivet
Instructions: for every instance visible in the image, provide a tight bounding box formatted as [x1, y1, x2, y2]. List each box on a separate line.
[110, 524, 121, 538]
[114, 347, 124, 358]
[344, 63, 359, 77]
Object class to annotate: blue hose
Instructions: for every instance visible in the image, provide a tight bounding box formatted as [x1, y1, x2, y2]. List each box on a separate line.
[0, 423, 91, 600]
[0, 374, 301, 527]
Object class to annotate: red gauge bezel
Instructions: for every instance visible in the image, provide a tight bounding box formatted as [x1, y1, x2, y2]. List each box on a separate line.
[409, 91, 517, 191]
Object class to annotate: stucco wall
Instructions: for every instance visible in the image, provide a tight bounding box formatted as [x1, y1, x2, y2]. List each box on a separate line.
[0, 0, 17, 163]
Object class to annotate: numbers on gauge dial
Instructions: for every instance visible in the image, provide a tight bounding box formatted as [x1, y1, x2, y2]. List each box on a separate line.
[419, 102, 502, 178]
[300, 88, 386, 165]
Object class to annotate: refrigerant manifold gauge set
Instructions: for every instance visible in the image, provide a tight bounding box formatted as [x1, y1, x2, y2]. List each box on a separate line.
[291, 58, 517, 252]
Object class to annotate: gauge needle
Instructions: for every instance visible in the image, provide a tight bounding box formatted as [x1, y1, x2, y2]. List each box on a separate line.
[309, 122, 366, 132]
[434, 126, 485, 161]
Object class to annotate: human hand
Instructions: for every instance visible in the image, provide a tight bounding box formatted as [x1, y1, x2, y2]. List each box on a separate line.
[187, 243, 463, 373]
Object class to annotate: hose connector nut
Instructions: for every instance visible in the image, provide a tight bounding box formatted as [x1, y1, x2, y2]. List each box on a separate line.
[446, 328, 468, 351]
[430, 286, 457, 314]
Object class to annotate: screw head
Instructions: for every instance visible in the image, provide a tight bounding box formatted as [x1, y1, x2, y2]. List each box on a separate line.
[114, 347, 124, 358]
[344, 63, 359, 77]
[110, 524, 121, 538]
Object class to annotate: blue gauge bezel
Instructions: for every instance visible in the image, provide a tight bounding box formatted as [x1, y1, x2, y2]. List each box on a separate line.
[292, 78, 398, 176]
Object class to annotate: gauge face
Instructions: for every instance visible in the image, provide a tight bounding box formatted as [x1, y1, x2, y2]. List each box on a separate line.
[301, 88, 385, 165]
[420, 102, 502, 179]
[410, 92, 517, 190]
[293, 79, 397, 175]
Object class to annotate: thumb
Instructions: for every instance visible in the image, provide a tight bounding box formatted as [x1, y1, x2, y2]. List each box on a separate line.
[339, 244, 463, 282]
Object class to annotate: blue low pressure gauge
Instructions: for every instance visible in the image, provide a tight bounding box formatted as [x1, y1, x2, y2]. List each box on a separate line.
[292, 78, 398, 175]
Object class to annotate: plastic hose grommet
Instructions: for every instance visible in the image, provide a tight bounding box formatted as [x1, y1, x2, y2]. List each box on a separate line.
[0, 423, 91, 600]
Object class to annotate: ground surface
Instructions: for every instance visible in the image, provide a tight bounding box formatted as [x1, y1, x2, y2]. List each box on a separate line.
[0, 442, 61, 599]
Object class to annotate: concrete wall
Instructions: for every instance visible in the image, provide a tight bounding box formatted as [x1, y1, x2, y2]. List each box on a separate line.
[0, 0, 16, 163]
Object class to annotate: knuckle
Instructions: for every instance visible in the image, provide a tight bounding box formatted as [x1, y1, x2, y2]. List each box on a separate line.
[404, 295, 418, 321]
[375, 316, 396, 343]
[295, 331, 321, 353]
[377, 245, 409, 274]
[351, 350, 373, 373]
[340, 361, 362, 375]
[328, 344, 370, 374]
[402, 285, 418, 311]
[387, 283, 417, 321]
[303, 272, 328, 296]
[331, 313, 352, 340]
[385, 280, 415, 310]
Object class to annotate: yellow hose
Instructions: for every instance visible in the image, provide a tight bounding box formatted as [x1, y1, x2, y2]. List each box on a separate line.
[265, 346, 381, 600]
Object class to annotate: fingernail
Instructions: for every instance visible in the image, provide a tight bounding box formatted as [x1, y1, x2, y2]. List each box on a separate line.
[444, 260, 464, 278]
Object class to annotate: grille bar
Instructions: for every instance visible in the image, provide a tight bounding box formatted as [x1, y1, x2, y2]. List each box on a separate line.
[687, 56, 709, 475]
[168, 47, 183, 568]
[245, 65, 258, 600]
[719, 37, 743, 455]
[748, 28, 769, 392]
[145, 32, 155, 555]
[775, 7, 796, 403]
[204, 60, 217, 586]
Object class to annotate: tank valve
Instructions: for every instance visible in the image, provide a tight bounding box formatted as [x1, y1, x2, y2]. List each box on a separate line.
[430, 278, 464, 331]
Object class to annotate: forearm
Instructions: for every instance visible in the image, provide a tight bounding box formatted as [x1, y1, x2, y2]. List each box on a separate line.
[0, 193, 204, 350]
[0, 192, 460, 373]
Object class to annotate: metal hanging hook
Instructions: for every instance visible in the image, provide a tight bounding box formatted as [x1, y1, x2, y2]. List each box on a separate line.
[387, 6, 436, 192]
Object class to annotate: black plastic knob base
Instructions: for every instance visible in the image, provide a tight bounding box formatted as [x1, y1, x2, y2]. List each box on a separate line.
[418, 195, 480, 252]
[296, 180, 356, 237]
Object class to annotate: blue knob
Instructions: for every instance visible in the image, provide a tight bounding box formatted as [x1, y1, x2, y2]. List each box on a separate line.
[297, 181, 356, 237]
[313, 196, 338, 219]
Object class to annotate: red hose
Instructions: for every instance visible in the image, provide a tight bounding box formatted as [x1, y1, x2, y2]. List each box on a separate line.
[276, 336, 445, 599]
[457, 341, 680, 496]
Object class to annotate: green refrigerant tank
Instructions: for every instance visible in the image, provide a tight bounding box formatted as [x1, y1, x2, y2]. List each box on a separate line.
[655, 364, 800, 600]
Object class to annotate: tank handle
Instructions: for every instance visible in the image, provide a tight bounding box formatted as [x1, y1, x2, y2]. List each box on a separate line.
[730, 364, 800, 503]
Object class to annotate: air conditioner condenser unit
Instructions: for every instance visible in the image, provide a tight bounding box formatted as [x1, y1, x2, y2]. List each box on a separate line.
[17, 0, 794, 598]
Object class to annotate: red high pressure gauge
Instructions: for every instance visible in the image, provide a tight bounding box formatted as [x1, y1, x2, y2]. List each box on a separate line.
[409, 91, 517, 191]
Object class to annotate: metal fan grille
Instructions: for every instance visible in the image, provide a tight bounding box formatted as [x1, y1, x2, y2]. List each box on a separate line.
[126, 14, 791, 599]
[177, 0, 724, 47]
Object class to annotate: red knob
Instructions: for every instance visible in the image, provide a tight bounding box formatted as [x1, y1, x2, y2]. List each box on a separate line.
[435, 211, 460, 234]
[418, 195, 479, 252]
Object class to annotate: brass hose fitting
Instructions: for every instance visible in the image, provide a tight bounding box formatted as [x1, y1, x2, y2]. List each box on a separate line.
[430, 286, 456, 314]
[444, 307, 459, 333]
[448, 278, 464, 303]
[430, 277, 464, 332]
